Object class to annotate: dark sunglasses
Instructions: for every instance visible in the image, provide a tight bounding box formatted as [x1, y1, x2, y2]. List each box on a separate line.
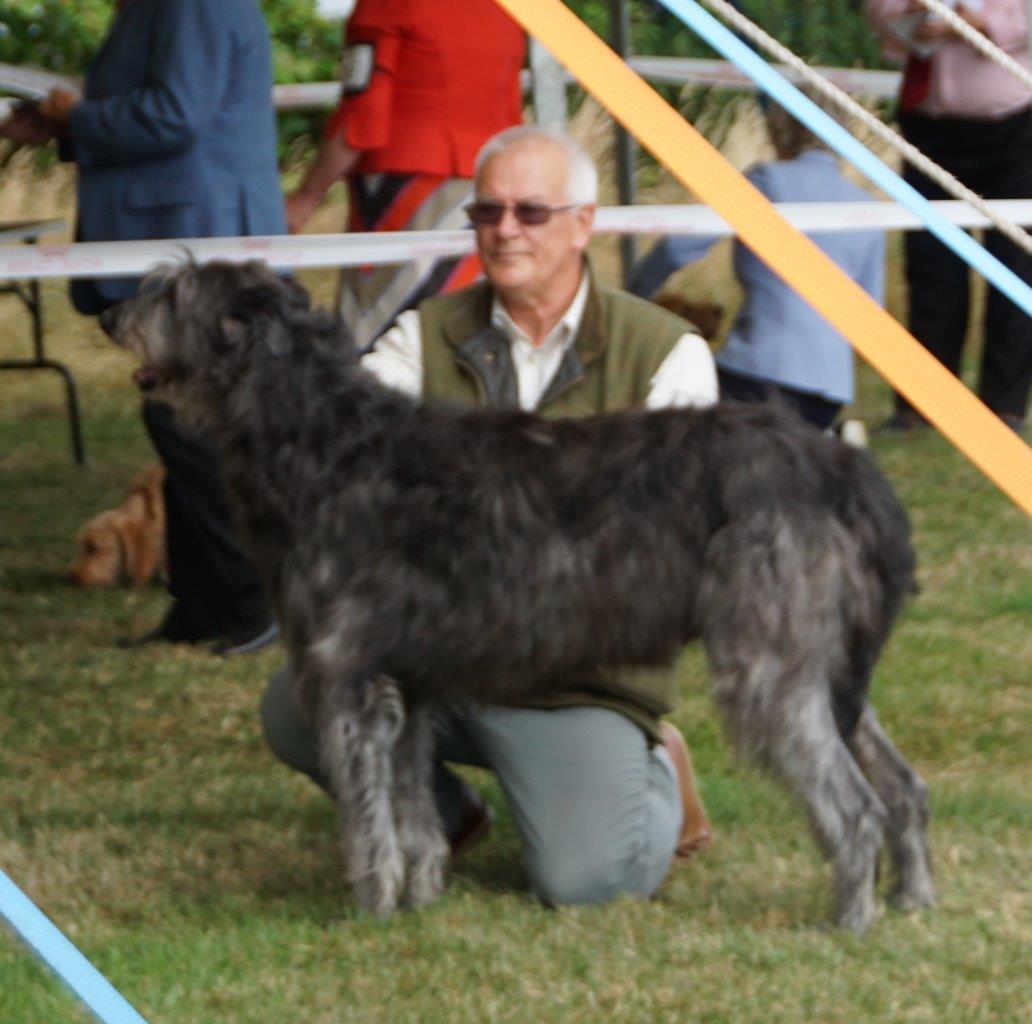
[464, 200, 579, 226]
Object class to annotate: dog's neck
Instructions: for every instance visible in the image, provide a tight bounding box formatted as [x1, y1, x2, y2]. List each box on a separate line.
[204, 331, 416, 574]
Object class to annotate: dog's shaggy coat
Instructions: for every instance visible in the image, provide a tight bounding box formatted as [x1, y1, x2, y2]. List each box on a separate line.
[103, 260, 935, 932]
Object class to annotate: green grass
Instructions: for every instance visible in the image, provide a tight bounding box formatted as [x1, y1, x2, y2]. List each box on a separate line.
[1, 275, 1030, 1024]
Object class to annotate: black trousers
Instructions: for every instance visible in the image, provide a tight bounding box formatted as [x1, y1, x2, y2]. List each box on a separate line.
[898, 108, 1032, 420]
[717, 367, 841, 431]
[143, 400, 270, 638]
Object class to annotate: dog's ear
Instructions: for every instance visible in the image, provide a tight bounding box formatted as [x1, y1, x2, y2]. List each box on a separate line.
[171, 266, 199, 308]
[220, 280, 297, 357]
[281, 275, 311, 311]
[119, 516, 159, 586]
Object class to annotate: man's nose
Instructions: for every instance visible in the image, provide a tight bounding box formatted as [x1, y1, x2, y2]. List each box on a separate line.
[495, 206, 522, 236]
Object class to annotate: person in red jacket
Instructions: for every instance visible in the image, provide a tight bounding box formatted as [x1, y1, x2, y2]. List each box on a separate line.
[286, 0, 526, 349]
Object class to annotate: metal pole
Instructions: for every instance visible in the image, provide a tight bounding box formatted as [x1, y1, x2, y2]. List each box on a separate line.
[609, 0, 637, 285]
[529, 39, 568, 129]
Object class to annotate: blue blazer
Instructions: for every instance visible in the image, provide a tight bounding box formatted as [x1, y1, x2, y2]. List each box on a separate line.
[631, 150, 885, 404]
[67, 0, 286, 313]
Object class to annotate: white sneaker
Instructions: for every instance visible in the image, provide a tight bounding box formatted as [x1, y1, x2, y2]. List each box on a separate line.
[839, 419, 869, 449]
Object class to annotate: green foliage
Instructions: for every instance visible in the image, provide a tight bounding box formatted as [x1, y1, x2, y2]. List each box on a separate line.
[0, 0, 340, 80]
[566, 0, 889, 67]
[263, 0, 340, 85]
[0, 0, 107, 73]
[0, 0, 341, 160]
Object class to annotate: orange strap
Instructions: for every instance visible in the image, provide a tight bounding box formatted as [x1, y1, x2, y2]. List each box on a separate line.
[494, 0, 1032, 516]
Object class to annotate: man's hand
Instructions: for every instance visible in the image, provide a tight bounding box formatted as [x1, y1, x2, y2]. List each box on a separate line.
[285, 190, 320, 235]
[912, 1, 988, 42]
[283, 132, 362, 233]
[957, 2, 987, 34]
[38, 87, 80, 125]
[0, 103, 58, 145]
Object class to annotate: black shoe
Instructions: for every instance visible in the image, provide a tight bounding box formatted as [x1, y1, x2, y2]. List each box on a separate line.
[117, 606, 212, 649]
[447, 783, 493, 860]
[212, 619, 280, 658]
[877, 409, 930, 435]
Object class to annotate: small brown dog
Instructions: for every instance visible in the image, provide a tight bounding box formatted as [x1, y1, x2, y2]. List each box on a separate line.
[651, 293, 724, 341]
[70, 466, 167, 587]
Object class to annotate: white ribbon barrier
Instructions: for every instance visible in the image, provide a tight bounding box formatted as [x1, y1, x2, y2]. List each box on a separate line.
[2, 199, 1032, 282]
[625, 57, 899, 98]
[269, 60, 901, 112]
[0, 57, 900, 120]
[270, 62, 900, 111]
[0, 62, 79, 100]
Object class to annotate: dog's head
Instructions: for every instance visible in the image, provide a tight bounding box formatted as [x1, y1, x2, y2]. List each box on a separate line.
[651, 294, 724, 341]
[70, 509, 160, 587]
[100, 259, 321, 431]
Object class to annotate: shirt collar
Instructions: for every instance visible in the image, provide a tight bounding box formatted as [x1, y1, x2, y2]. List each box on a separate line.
[490, 268, 590, 353]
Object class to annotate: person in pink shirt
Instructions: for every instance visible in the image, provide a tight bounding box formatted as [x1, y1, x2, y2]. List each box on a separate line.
[865, 0, 1032, 433]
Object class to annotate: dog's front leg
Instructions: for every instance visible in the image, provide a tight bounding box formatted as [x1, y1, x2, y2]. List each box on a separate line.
[318, 674, 406, 917]
[392, 702, 450, 909]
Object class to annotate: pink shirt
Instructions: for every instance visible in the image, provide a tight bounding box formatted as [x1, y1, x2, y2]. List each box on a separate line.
[865, 0, 1032, 117]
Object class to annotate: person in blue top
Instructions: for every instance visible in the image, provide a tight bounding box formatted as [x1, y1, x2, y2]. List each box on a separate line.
[2, 0, 286, 653]
[631, 92, 886, 431]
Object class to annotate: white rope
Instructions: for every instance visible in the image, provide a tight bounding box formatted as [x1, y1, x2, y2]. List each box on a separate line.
[913, 0, 1032, 92]
[697, 0, 1032, 256]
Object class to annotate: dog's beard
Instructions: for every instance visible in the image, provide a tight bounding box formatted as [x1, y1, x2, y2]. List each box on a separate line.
[158, 381, 223, 439]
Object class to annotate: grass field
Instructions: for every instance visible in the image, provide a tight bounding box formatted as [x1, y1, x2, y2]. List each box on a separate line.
[1, 146, 1030, 1022]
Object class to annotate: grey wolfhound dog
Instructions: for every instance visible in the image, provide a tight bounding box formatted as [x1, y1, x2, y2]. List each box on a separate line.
[102, 259, 935, 932]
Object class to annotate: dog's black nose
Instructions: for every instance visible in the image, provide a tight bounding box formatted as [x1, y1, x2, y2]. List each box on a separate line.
[99, 304, 120, 338]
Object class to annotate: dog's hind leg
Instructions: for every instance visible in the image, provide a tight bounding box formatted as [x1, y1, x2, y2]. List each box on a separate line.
[716, 664, 887, 934]
[850, 705, 935, 913]
[701, 538, 887, 931]
[317, 673, 407, 917]
[392, 702, 450, 909]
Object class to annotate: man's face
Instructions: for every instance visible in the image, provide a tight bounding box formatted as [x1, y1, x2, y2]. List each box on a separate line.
[473, 139, 595, 306]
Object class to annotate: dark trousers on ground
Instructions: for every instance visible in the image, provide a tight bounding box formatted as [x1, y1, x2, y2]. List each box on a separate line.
[898, 108, 1032, 421]
[143, 400, 270, 639]
[717, 367, 841, 430]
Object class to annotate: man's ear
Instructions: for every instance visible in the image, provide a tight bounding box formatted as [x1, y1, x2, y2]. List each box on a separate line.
[573, 203, 596, 253]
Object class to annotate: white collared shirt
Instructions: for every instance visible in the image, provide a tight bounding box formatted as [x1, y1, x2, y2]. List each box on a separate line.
[362, 273, 718, 411]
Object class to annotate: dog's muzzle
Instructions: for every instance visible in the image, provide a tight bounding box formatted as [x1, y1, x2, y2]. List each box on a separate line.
[99, 303, 158, 391]
[131, 367, 158, 392]
[98, 303, 121, 339]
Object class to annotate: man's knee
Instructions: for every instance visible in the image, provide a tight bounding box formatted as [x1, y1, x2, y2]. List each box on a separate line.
[260, 666, 324, 784]
[526, 847, 658, 907]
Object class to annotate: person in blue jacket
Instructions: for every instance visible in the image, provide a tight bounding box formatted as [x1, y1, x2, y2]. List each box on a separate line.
[632, 92, 886, 431]
[5, 0, 286, 653]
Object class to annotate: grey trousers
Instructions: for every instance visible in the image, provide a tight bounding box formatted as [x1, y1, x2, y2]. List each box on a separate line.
[260, 667, 683, 905]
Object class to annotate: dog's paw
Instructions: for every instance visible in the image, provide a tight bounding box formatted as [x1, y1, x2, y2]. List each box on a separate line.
[402, 838, 449, 909]
[889, 878, 937, 914]
[835, 888, 878, 935]
[351, 860, 405, 918]
[346, 831, 406, 918]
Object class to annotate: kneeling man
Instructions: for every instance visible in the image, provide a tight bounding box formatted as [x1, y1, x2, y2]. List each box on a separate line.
[263, 125, 718, 905]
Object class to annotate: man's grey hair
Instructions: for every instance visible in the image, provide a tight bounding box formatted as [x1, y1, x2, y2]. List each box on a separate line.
[474, 125, 599, 205]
